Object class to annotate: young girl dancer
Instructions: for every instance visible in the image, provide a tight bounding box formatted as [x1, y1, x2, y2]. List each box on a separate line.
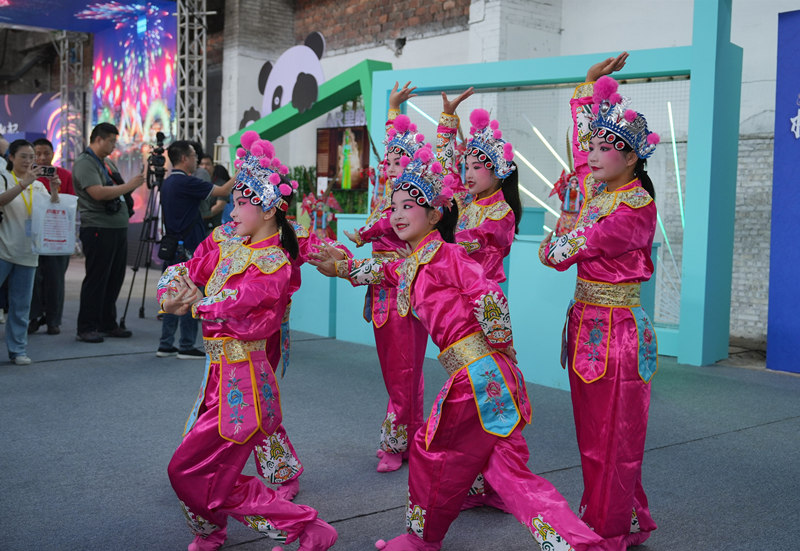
[343, 82, 430, 472]
[158, 138, 337, 551]
[539, 53, 659, 550]
[312, 145, 604, 551]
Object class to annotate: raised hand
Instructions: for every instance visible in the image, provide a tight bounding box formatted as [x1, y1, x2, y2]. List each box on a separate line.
[586, 52, 628, 82]
[389, 81, 418, 110]
[441, 87, 474, 115]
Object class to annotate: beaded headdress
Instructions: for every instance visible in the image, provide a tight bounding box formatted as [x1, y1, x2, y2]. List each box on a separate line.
[465, 108, 516, 179]
[589, 76, 660, 159]
[233, 130, 298, 211]
[382, 114, 425, 180]
[393, 143, 456, 209]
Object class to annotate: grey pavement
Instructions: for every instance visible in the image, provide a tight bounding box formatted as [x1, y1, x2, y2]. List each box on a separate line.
[1, 257, 798, 550]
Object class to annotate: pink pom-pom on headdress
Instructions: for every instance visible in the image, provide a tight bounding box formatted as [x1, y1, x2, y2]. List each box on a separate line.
[414, 134, 425, 143]
[241, 130, 259, 150]
[469, 108, 491, 130]
[414, 147, 433, 163]
[279, 183, 292, 196]
[493, 129, 502, 139]
[490, 119, 500, 130]
[393, 114, 411, 133]
[268, 173, 281, 185]
[409, 123, 417, 132]
[236, 147, 246, 158]
[609, 92, 622, 105]
[593, 75, 619, 103]
[431, 161, 442, 174]
[279, 165, 289, 175]
[647, 133, 660, 145]
[234, 159, 244, 169]
[271, 158, 281, 168]
[503, 142, 514, 162]
[399, 155, 412, 168]
[251, 142, 265, 157]
[258, 140, 275, 159]
[624, 109, 638, 122]
[291, 180, 299, 189]
[259, 157, 271, 168]
[387, 128, 397, 139]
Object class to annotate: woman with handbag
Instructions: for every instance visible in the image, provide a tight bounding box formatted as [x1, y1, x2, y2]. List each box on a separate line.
[0, 139, 59, 364]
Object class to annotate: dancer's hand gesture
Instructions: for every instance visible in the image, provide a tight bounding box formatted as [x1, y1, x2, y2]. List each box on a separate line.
[441, 87, 474, 115]
[390, 81, 418, 110]
[586, 52, 628, 82]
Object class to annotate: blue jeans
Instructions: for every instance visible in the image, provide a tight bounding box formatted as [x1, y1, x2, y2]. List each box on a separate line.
[159, 311, 199, 351]
[0, 259, 36, 359]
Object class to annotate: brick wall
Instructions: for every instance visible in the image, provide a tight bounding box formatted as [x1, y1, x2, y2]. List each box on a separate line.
[294, 0, 470, 54]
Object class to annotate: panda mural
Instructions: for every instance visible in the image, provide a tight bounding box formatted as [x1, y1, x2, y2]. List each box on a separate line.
[239, 32, 326, 129]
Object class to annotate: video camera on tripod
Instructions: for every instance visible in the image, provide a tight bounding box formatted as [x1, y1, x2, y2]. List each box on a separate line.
[147, 131, 167, 188]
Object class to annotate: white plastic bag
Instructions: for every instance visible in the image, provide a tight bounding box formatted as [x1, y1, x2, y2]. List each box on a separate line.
[31, 192, 77, 255]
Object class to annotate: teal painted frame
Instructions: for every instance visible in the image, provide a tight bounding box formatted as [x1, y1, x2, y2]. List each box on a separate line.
[369, 0, 742, 366]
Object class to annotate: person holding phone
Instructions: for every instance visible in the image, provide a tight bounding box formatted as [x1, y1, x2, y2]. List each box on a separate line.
[0, 139, 60, 364]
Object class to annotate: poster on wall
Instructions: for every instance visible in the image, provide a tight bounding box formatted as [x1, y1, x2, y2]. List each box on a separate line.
[83, 2, 176, 222]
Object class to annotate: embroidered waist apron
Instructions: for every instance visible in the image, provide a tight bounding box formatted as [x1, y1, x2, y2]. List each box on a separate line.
[424, 332, 531, 449]
[183, 337, 282, 444]
[363, 250, 401, 327]
[563, 278, 658, 383]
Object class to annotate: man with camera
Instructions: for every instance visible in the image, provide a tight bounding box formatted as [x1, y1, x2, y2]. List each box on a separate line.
[157, 140, 234, 358]
[27, 138, 74, 336]
[73, 123, 145, 343]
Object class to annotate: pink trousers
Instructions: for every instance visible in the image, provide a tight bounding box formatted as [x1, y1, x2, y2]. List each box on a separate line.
[566, 310, 657, 550]
[406, 358, 603, 550]
[373, 308, 428, 455]
[167, 363, 318, 545]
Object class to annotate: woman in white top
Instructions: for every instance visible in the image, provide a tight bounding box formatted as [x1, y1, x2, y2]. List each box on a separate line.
[0, 139, 59, 365]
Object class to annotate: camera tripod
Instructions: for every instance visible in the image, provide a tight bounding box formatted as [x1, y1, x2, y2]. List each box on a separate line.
[119, 133, 167, 329]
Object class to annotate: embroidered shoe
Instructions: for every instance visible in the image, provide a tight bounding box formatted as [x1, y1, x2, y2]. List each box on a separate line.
[375, 534, 442, 550]
[187, 527, 227, 551]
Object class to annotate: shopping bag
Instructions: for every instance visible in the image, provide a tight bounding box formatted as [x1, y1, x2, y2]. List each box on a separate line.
[31, 192, 77, 255]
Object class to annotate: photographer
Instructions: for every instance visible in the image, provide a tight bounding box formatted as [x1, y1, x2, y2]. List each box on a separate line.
[157, 140, 234, 358]
[72, 123, 145, 343]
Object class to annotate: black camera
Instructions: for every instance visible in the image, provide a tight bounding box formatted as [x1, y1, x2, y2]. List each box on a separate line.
[36, 165, 56, 177]
[147, 131, 167, 188]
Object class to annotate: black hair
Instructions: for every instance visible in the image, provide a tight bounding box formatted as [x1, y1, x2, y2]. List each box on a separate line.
[275, 207, 299, 260]
[500, 162, 522, 234]
[32, 138, 54, 150]
[167, 140, 195, 166]
[6, 139, 33, 172]
[634, 158, 656, 200]
[212, 164, 230, 183]
[190, 141, 205, 159]
[435, 202, 459, 243]
[90, 122, 119, 143]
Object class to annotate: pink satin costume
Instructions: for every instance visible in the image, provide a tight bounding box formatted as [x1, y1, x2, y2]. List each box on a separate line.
[348, 112, 429, 460]
[538, 81, 660, 550]
[157, 232, 330, 549]
[339, 231, 604, 550]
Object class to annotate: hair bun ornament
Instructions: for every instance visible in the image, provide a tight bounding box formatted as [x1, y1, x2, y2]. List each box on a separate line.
[279, 183, 292, 196]
[469, 108, 491, 130]
[291, 179, 299, 190]
[241, 130, 260, 150]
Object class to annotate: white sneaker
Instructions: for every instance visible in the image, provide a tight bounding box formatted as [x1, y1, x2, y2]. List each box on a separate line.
[13, 355, 32, 365]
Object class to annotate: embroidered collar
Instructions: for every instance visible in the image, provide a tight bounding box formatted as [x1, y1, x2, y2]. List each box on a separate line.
[576, 179, 652, 228]
[396, 231, 443, 317]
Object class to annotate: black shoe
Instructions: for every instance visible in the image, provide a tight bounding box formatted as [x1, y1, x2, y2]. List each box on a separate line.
[102, 327, 132, 338]
[156, 346, 179, 358]
[76, 331, 105, 343]
[46, 326, 61, 335]
[28, 317, 43, 334]
[177, 348, 205, 359]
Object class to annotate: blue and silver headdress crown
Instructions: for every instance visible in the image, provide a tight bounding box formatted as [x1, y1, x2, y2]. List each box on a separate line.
[589, 76, 660, 159]
[393, 143, 456, 208]
[384, 114, 425, 160]
[234, 130, 298, 212]
[465, 108, 516, 179]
